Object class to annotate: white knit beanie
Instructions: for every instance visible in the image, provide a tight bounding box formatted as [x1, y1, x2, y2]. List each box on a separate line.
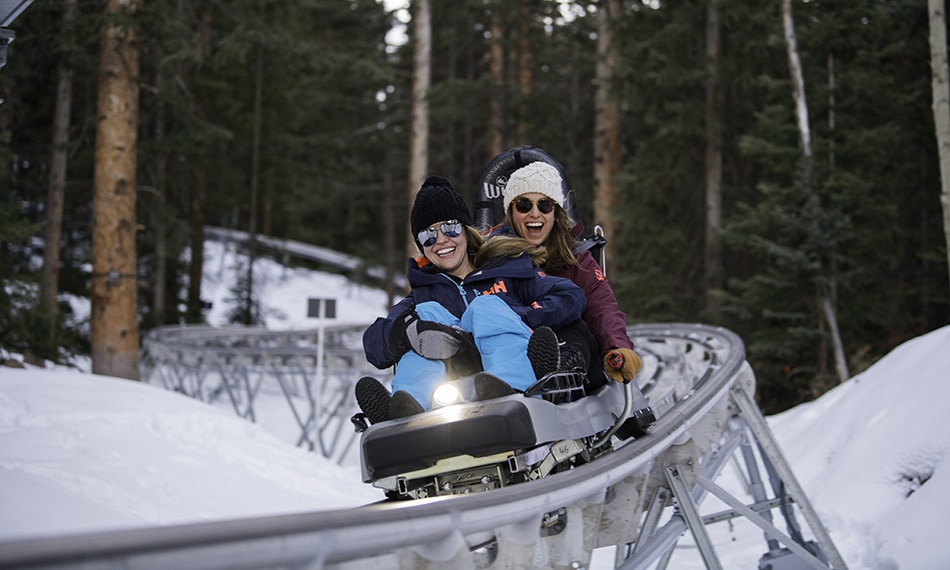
[502, 161, 564, 213]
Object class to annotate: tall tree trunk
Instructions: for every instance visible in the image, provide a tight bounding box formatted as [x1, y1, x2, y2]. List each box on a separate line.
[822, 53, 840, 386]
[782, 0, 812, 164]
[515, 0, 533, 144]
[41, 0, 77, 347]
[593, 0, 622, 271]
[827, 53, 836, 173]
[704, 0, 723, 319]
[186, 169, 206, 323]
[567, 41, 582, 174]
[487, 8, 504, 159]
[152, 49, 167, 326]
[819, 282, 848, 382]
[783, 0, 848, 383]
[91, 0, 140, 380]
[406, 0, 431, 261]
[928, 0, 950, 302]
[461, 8, 476, 187]
[383, 150, 396, 307]
[245, 34, 264, 325]
[185, 4, 213, 323]
[263, 195, 272, 237]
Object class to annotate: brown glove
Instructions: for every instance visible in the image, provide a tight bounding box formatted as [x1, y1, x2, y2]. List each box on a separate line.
[603, 348, 643, 383]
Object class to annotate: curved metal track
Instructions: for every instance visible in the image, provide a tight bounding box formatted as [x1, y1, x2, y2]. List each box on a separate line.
[0, 323, 845, 569]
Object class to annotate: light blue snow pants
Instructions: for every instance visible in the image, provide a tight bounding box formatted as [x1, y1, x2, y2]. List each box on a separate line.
[390, 295, 536, 410]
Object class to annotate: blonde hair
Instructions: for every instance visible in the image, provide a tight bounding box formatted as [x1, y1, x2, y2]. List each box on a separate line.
[474, 235, 547, 268]
[463, 225, 486, 262]
[505, 204, 578, 273]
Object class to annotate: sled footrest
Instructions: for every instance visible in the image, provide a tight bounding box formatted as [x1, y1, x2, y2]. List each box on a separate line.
[524, 371, 587, 404]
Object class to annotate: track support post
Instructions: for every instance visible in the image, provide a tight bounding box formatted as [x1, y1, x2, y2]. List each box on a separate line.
[729, 384, 848, 569]
[664, 465, 723, 570]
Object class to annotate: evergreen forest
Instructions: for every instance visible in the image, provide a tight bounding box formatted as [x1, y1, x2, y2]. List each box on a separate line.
[1, 0, 948, 413]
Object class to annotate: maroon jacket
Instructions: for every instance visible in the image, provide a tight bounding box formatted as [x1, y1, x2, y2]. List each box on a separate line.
[551, 249, 635, 353]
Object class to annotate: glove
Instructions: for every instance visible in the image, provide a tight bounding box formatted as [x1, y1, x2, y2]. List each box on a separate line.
[603, 348, 643, 383]
[387, 309, 419, 360]
[408, 320, 465, 360]
[389, 309, 464, 361]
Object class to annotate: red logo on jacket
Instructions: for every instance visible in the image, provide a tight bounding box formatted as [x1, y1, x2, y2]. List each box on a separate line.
[481, 279, 508, 295]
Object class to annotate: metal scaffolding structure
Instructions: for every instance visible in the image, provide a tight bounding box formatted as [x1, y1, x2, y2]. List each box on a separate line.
[142, 323, 383, 462]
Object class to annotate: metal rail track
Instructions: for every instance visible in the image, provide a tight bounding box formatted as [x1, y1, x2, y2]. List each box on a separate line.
[0, 323, 846, 569]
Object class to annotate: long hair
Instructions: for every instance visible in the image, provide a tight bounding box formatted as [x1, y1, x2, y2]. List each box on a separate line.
[463, 225, 485, 263]
[474, 235, 547, 268]
[505, 204, 578, 273]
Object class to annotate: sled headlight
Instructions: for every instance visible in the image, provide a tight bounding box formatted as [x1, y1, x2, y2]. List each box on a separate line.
[433, 383, 462, 407]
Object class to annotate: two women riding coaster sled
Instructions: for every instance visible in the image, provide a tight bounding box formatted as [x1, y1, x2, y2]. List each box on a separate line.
[358, 175, 590, 422]
[357, 150, 655, 436]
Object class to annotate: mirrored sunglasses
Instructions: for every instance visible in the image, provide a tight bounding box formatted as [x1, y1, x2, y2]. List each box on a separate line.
[417, 220, 463, 248]
[514, 196, 556, 215]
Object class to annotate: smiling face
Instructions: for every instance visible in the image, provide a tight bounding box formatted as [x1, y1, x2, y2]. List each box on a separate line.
[421, 220, 474, 278]
[509, 192, 555, 247]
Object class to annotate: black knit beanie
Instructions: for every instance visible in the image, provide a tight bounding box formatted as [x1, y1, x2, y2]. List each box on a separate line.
[410, 176, 473, 247]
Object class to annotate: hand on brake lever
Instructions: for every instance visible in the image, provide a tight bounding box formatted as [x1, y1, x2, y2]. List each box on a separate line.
[603, 348, 643, 384]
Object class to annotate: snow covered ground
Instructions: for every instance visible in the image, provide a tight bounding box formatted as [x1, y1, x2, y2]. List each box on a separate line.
[2, 239, 949, 568]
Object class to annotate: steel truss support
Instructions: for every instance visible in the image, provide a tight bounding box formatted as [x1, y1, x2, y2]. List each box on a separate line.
[142, 325, 376, 464]
[728, 384, 847, 569]
[617, 384, 847, 570]
[666, 465, 723, 569]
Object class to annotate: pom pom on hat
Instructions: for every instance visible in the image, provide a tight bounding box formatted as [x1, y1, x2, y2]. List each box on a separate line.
[410, 176, 473, 246]
[502, 161, 564, 213]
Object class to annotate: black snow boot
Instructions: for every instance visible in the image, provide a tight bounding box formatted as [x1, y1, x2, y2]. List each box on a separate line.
[557, 345, 586, 373]
[390, 390, 425, 419]
[474, 371, 517, 400]
[527, 326, 560, 379]
[355, 376, 391, 425]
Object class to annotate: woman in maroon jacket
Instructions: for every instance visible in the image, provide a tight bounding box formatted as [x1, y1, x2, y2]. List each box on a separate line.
[499, 161, 642, 391]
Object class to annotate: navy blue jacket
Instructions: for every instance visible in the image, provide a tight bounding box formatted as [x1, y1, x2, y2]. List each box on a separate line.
[362, 254, 586, 369]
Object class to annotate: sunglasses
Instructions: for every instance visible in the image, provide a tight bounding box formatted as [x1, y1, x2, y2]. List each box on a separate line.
[514, 196, 556, 215]
[417, 220, 463, 248]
